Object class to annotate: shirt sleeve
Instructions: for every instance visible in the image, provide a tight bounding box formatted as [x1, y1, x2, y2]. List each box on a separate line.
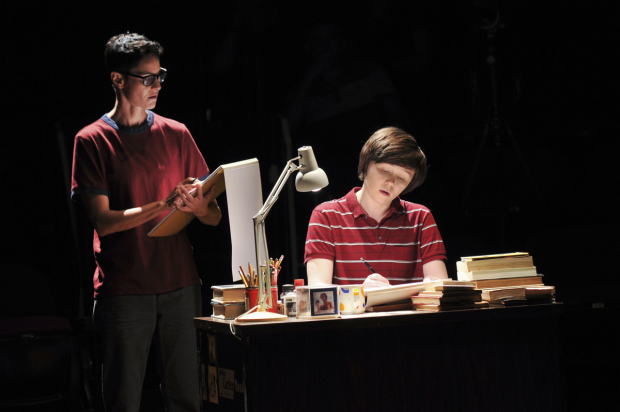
[419, 210, 447, 265]
[304, 207, 336, 264]
[71, 134, 108, 202]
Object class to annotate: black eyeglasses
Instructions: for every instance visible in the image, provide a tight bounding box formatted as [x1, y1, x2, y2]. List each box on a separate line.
[121, 68, 167, 86]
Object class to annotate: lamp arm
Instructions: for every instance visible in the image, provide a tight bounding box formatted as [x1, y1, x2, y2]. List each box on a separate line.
[253, 218, 268, 309]
[252, 156, 302, 312]
[253, 156, 301, 224]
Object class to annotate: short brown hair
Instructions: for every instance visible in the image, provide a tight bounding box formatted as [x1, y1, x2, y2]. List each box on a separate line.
[358, 127, 427, 194]
[105, 33, 163, 74]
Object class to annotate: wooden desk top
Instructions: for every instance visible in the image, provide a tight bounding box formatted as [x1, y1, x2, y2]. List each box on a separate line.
[194, 302, 563, 336]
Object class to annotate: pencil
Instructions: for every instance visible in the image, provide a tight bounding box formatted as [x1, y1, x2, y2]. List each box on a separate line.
[239, 270, 248, 287]
[360, 257, 376, 274]
[239, 265, 250, 287]
[275, 255, 284, 269]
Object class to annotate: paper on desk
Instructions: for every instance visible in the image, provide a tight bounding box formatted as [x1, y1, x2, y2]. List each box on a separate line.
[221, 159, 263, 282]
[365, 281, 427, 308]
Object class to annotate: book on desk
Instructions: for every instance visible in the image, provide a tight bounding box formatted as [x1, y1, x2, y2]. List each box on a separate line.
[365, 300, 413, 312]
[480, 286, 555, 302]
[211, 301, 246, 319]
[411, 280, 489, 311]
[364, 279, 481, 309]
[457, 252, 543, 285]
[211, 284, 246, 319]
[456, 252, 556, 307]
[212, 284, 246, 303]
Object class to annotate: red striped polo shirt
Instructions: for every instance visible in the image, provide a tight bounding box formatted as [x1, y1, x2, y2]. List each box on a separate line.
[304, 188, 446, 285]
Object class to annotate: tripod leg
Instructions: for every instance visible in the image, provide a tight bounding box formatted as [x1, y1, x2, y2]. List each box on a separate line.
[461, 122, 490, 214]
[505, 122, 548, 214]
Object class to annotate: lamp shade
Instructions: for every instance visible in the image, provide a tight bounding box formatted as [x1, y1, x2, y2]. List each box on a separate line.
[295, 146, 329, 192]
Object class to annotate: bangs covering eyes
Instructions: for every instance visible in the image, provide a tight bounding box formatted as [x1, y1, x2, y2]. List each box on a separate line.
[358, 127, 427, 194]
[380, 166, 409, 182]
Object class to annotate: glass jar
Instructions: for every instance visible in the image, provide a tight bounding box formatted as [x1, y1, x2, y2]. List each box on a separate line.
[281, 284, 296, 318]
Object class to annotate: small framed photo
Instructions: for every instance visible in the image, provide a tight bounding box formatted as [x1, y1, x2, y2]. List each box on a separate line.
[311, 287, 338, 316]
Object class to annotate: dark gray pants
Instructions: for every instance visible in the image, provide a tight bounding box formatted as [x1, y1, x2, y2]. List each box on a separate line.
[93, 285, 202, 412]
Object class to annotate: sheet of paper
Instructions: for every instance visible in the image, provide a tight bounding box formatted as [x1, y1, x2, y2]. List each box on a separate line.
[365, 281, 427, 307]
[222, 159, 263, 281]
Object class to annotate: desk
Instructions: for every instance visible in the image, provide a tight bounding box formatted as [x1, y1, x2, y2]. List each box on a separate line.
[196, 303, 563, 412]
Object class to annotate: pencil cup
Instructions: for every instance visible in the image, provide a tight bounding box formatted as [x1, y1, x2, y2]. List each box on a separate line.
[245, 287, 279, 313]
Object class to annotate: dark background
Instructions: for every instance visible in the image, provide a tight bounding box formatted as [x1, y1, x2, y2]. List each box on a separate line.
[1, 1, 618, 410]
[2, 0, 618, 319]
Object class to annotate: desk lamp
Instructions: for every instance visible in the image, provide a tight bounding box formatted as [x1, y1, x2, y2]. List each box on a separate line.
[236, 146, 328, 322]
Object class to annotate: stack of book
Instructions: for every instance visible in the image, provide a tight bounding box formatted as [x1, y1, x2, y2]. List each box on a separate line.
[411, 280, 488, 312]
[456, 252, 556, 307]
[481, 286, 556, 307]
[211, 284, 246, 320]
[456, 252, 544, 288]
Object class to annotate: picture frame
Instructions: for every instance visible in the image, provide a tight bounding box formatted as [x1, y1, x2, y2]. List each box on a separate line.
[310, 287, 339, 317]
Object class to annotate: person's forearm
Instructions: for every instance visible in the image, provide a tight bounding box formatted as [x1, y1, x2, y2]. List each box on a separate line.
[93, 200, 169, 237]
[422, 260, 449, 280]
[196, 201, 222, 226]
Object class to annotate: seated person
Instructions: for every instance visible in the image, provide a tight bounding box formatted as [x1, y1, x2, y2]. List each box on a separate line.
[304, 126, 449, 286]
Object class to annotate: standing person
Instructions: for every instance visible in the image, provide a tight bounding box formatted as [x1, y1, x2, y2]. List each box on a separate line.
[71, 33, 221, 411]
[304, 126, 448, 286]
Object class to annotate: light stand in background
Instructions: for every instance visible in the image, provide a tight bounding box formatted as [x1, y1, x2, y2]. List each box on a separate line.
[236, 146, 328, 322]
[461, 4, 545, 226]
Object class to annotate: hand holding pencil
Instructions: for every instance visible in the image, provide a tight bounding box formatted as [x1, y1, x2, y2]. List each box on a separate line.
[360, 257, 390, 289]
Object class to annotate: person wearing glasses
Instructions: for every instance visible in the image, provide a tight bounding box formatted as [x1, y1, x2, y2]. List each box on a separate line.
[71, 33, 220, 411]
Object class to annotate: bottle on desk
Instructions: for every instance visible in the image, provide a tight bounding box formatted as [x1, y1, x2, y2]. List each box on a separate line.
[292, 279, 306, 318]
[281, 284, 296, 318]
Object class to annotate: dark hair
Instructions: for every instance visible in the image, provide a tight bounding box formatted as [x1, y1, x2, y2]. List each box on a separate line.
[358, 127, 428, 194]
[105, 33, 163, 74]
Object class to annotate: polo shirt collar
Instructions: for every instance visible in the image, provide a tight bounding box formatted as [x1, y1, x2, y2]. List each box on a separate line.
[345, 187, 404, 219]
